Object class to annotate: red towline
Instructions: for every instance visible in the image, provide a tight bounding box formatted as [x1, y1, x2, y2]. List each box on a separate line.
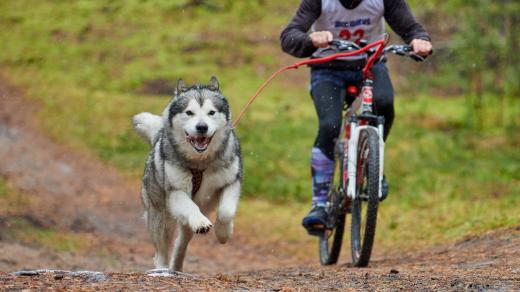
[232, 39, 386, 128]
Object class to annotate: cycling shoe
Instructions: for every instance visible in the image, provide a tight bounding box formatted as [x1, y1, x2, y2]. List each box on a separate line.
[302, 205, 328, 235]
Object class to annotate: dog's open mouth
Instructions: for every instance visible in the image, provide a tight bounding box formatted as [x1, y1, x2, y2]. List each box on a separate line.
[186, 133, 213, 153]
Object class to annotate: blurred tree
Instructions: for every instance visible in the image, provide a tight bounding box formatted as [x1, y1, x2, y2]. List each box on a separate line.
[502, 0, 520, 127]
[444, 0, 519, 128]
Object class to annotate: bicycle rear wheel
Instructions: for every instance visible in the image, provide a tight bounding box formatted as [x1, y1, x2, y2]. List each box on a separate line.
[319, 141, 347, 265]
[319, 210, 345, 265]
[350, 128, 380, 267]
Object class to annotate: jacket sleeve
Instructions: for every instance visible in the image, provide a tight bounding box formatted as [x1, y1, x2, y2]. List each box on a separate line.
[384, 0, 431, 44]
[280, 0, 322, 58]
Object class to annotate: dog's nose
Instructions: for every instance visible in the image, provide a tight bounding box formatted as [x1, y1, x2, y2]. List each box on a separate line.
[196, 123, 208, 134]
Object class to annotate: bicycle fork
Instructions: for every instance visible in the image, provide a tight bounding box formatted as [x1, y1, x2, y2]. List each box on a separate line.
[345, 124, 385, 200]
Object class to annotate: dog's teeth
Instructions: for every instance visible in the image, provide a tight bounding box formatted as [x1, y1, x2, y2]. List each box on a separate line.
[186, 134, 214, 153]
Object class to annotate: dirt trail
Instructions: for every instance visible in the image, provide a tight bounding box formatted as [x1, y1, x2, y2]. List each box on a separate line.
[1, 227, 519, 290]
[1, 73, 519, 290]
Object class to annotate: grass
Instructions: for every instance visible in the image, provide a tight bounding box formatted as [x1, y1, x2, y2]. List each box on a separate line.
[0, 178, 30, 215]
[2, 217, 90, 253]
[0, 179, 90, 253]
[0, 0, 519, 255]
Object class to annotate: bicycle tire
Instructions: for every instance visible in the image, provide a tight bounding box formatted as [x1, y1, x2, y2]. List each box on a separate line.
[319, 212, 345, 265]
[350, 128, 380, 267]
[319, 141, 347, 265]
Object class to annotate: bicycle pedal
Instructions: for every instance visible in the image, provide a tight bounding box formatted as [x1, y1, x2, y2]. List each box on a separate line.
[304, 224, 326, 236]
[307, 228, 325, 237]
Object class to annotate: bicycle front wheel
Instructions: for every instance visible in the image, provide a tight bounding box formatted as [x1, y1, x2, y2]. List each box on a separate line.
[350, 128, 380, 267]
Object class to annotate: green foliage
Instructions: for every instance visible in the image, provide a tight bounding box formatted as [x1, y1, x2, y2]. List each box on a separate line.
[2, 217, 88, 252]
[0, 179, 30, 214]
[0, 180, 91, 253]
[414, 0, 519, 129]
[417, 0, 519, 91]
[452, 0, 519, 93]
[0, 0, 310, 199]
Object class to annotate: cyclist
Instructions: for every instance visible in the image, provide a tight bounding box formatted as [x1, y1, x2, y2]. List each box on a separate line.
[280, 0, 432, 233]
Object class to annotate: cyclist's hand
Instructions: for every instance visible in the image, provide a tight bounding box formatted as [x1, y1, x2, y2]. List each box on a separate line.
[310, 31, 333, 48]
[410, 39, 433, 57]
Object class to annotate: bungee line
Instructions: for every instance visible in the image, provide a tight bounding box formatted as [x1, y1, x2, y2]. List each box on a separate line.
[231, 40, 386, 128]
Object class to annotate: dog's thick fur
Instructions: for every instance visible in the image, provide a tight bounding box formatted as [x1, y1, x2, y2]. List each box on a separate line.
[133, 77, 242, 271]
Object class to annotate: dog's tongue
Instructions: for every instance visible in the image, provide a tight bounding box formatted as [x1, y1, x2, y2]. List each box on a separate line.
[186, 134, 212, 152]
[193, 136, 210, 148]
[196, 137, 207, 144]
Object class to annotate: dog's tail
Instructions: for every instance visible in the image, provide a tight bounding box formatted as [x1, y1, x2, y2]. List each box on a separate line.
[132, 112, 163, 145]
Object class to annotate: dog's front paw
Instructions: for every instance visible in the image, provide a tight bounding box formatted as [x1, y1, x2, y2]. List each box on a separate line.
[189, 215, 213, 234]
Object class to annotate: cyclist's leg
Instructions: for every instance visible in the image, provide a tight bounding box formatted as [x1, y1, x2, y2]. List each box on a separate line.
[371, 63, 394, 141]
[310, 77, 345, 206]
[302, 70, 346, 231]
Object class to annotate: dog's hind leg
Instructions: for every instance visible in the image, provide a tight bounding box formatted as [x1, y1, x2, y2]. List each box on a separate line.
[215, 181, 241, 244]
[170, 224, 193, 272]
[147, 209, 175, 269]
[167, 190, 213, 234]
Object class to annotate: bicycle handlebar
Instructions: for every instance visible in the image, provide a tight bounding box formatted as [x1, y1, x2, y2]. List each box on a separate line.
[329, 39, 429, 62]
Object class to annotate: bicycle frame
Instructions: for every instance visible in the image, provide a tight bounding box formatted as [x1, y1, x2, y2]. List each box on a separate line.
[342, 80, 385, 201]
[336, 40, 390, 201]
[318, 39, 428, 267]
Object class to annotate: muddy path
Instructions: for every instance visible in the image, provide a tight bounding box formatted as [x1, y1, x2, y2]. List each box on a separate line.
[1, 227, 520, 290]
[1, 73, 519, 290]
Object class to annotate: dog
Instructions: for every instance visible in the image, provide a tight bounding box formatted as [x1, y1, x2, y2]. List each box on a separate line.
[132, 76, 242, 272]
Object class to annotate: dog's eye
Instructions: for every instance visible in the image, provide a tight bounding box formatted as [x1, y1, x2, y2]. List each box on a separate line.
[208, 110, 216, 116]
[185, 111, 194, 116]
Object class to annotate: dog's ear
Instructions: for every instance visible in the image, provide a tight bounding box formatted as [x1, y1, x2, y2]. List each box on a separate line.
[208, 76, 219, 91]
[175, 78, 186, 95]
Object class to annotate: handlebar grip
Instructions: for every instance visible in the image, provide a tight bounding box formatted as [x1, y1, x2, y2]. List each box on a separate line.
[410, 49, 433, 62]
[407, 44, 433, 62]
[409, 54, 426, 62]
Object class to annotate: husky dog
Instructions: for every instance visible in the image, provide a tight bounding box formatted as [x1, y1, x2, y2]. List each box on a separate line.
[133, 77, 242, 272]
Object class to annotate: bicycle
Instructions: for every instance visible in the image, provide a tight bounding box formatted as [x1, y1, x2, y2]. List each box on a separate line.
[317, 39, 427, 267]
